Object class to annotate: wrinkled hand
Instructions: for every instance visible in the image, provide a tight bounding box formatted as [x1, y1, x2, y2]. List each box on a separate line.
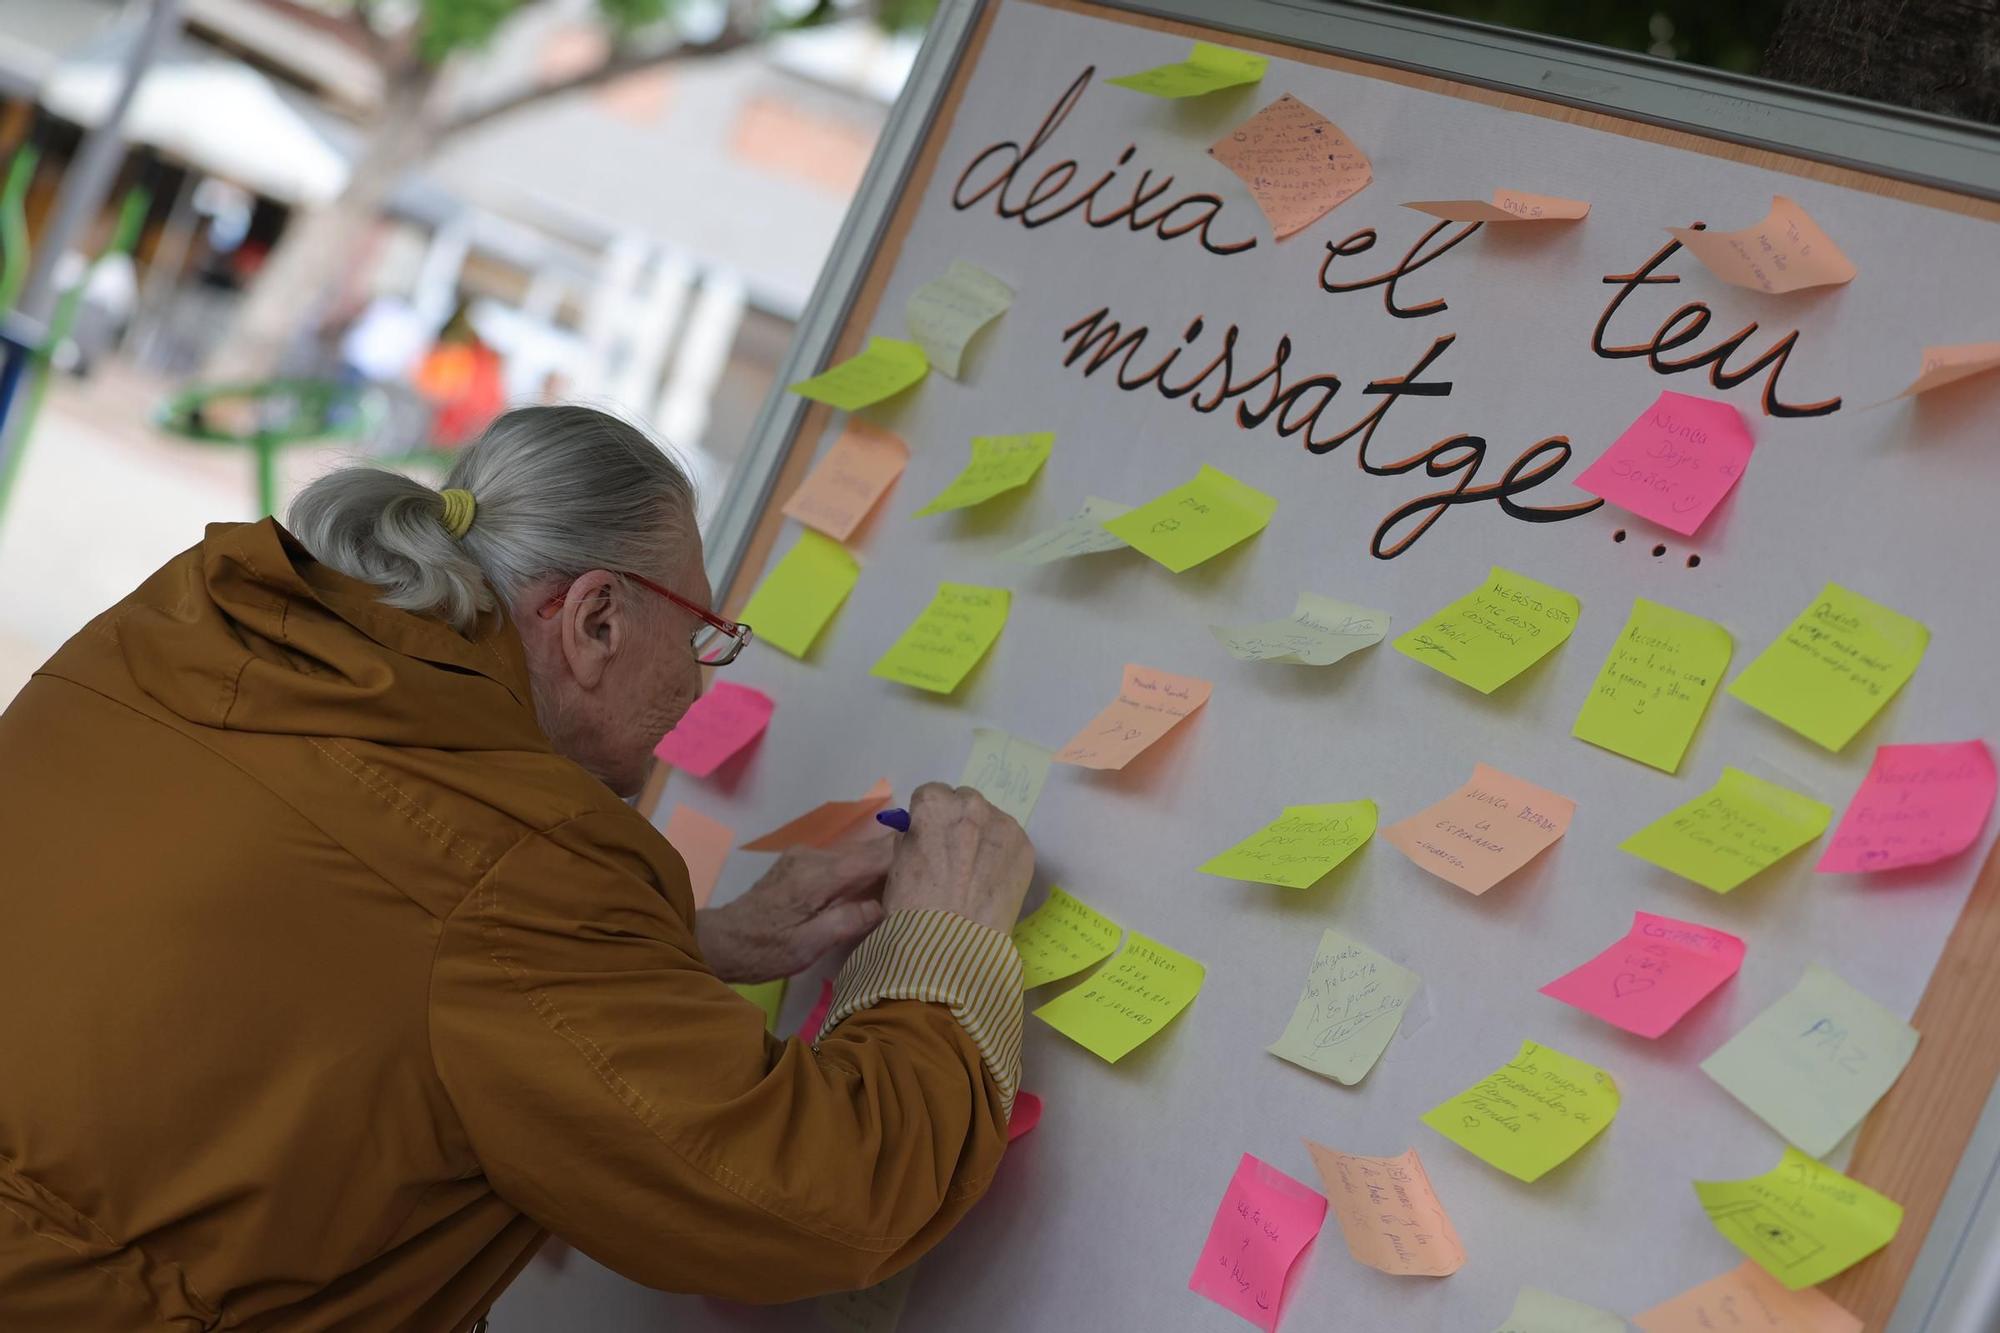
[882, 783, 1035, 934]
[695, 838, 894, 984]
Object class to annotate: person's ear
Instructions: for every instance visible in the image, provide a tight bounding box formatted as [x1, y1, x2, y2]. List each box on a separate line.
[560, 569, 624, 689]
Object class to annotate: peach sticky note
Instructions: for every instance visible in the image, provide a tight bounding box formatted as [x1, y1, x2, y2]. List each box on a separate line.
[1817, 740, 1997, 873]
[1575, 391, 1755, 536]
[1667, 195, 1857, 295]
[1634, 1259, 1863, 1333]
[741, 778, 892, 851]
[1187, 1153, 1327, 1332]
[1008, 1091, 1043, 1141]
[1540, 911, 1745, 1038]
[781, 422, 908, 542]
[663, 805, 733, 909]
[1888, 341, 2000, 400]
[1209, 93, 1372, 239]
[1305, 1142, 1465, 1277]
[651, 681, 774, 777]
[1403, 190, 1589, 223]
[1384, 763, 1575, 895]
[1054, 664, 1212, 769]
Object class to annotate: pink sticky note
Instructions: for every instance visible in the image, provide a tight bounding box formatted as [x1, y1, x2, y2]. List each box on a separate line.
[1818, 740, 1998, 873]
[1007, 1091, 1043, 1142]
[741, 778, 894, 852]
[663, 805, 734, 909]
[794, 978, 835, 1041]
[1575, 392, 1754, 536]
[1540, 911, 1745, 1038]
[652, 682, 775, 778]
[1188, 1153, 1327, 1331]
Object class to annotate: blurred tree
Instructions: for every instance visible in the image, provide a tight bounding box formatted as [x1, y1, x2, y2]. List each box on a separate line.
[1380, 0, 1786, 73]
[1761, 0, 2000, 125]
[203, 0, 935, 383]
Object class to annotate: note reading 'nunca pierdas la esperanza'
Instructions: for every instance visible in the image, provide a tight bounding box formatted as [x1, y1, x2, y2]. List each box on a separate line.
[1726, 582, 1929, 752]
[1571, 597, 1732, 774]
[1421, 1039, 1620, 1182]
[1695, 1148, 1902, 1290]
[1200, 801, 1377, 889]
[1393, 566, 1580, 694]
[1010, 886, 1121, 990]
[1621, 767, 1832, 893]
[1574, 391, 1755, 537]
[869, 583, 1010, 694]
[1384, 763, 1575, 895]
[1034, 931, 1205, 1063]
[1269, 928, 1419, 1085]
[1187, 1153, 1327, 1333]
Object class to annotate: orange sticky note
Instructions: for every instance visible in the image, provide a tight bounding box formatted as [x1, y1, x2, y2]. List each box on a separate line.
[741, 778, 892, 851]
[1404, 190, 1589, 223]
[1054, 664, 1212, 769]
[1304, 1142, 1465, 1277]
[1384, 763, 1575, 894]
[664, 805, 733, 909]
[1667, 196, 1856, 295]
[1208, 93, 1371, 239]
[781, 423, 909, 542]
[1890, 341, 2000, 400]
[1634, 1259, 1862, 1333]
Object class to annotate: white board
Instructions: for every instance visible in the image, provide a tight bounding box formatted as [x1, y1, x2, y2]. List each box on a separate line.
[496, 1, 2000, 1328]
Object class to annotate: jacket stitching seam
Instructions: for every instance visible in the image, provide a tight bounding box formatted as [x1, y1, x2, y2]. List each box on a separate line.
[0, 1193, 220, 1327]
[309, 738, 492, 874]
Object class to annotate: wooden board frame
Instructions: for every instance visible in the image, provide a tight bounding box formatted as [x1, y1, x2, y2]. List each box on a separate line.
[646, 3, 2000, 1325]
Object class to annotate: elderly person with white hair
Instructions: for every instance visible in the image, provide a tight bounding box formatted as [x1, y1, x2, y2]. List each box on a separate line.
[0, 405, 1033, 1331]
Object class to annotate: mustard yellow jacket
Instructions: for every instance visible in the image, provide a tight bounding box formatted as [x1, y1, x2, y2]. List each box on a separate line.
[0, 520, 1007, 1330]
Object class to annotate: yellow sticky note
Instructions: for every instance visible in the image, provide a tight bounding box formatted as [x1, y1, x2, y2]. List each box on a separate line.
[913, 432, 1053, 517]
[1199, 801, 1376, 888]
[1105, 41, 1268, 98]
[1700, 963, 1919, 1157]
[787, 335, 928, 411]
[870, 582, 1009, 694]
[1492, 1286, 1627, 1333]
[905, 261, 1013, 379]
[1268, 929, 1419, 1084]
[1305, 1142, 1465, 1277]
[958, 726, 1053, 829]
[1634, 1260, 1863, 1333]
[1695, 1148, 1903, 1290]
[1383, 764, 1575, 895]
[1054, 663, 1212, 769]
[1394, 566, 1580, 693]
[1034, 931, 1205, 1062]
[1422, 1038, 1619, 1182]
[1011, 886, 1122, 989]
[1573, 599, 1732, 774]
[1102, 464, 1276, 573]
[730, 978, 787, 1033]
[1621, 767, 1832, 893]
[738, 529, 859, 659]
[1727, 583, 1929, 751]
[781, 422, 908, 542]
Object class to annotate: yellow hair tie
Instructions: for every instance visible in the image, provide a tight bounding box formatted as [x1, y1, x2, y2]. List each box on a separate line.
[439, 488, 477, 539]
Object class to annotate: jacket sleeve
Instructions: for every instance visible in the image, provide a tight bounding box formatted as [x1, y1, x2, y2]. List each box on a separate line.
[428, 810, 1022, 1300]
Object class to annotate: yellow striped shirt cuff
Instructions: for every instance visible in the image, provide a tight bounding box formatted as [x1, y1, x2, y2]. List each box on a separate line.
[819, 909, 1023, 1118]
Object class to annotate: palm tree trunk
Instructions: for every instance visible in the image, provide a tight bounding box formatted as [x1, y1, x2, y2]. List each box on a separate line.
[1761, 0, 2000, 126]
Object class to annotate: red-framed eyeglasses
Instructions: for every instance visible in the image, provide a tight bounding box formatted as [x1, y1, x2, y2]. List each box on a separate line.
[536, 572, 753, 666]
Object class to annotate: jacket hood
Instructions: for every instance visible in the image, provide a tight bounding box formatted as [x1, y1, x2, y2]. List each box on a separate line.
[115, 518, 550, 754]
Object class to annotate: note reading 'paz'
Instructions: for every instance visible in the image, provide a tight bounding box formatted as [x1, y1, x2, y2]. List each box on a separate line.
[1211, 592, 1390, 666]
[1384, 763, 1575, 895]
[1540, 911, 1744, 1039]
[1633, 1259, 1862, 1333]
[1209, 94, 1372, 240]
[652, 680, 773, 777]
[1200, 801, 1377, 889]
[1103, 464, 1277, 572]
[1034, 931, 1204, 1062]
[1575, 392, 1754, 537]
[1492, 1286, 1628, 1333]
[1105, 41, 1268, 98]
[1818, 740, 1997, 873]
[1054, 663, 1211, 769]
[1727, 583, 1928, 752]
[1572, 598, 1732, 774]
[741, 778, 892, 851]
[994, 496, 1133, 564]
[912, 432, 1052, 517]
[1695, 1148, 1902, 1290]
[1187, 1154, 1326, 1333]
[1667, 195, 1857, 295]
[781, 422, 907, 542]
[1700, 963, 1918, 1158]
[738, 529, 859, 659]
[787, 335, 928, 411]
[904, 261, 1012, 379]
[870, 584, 1010, 694]
[1010, 886, 1121, 989]
[1403, 190, 1590, 223]
[957, 727, 1053, 829]
[1621, 767, 1832, 893]
[1394, 566, 1580, 693]
[662, 805, 732, 909]
[1304, 1142, 1464, 1277]
[1269, 928, 1418, 1085]
[1422, 1038, 1619, 1182]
